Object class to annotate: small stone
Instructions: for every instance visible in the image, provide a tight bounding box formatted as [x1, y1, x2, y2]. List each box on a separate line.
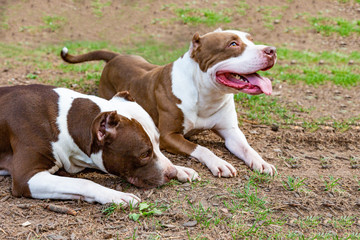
[318, 60, 325, 65]
[274, 19, 280, 24]
[271, 124, 279, 132]
[348, 60, 354, 65]
[290, 59, 297, 65]
[340, 41, 346, 46]
[163, 224, 176, 229]
[220, 208, 228, 214]
[273, 148, 282, 153]
[71, 233, 77, 240]
[183, 220, 197, 227]
[21, 221, 31, 227]
[115, 184, 122, 191]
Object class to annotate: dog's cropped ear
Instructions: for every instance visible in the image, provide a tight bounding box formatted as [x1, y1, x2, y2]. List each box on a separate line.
[190, 32, 201, 53]
[93, 111, 121, 144]
[213, 27, 222, 32]
[114, 91, 135, 102]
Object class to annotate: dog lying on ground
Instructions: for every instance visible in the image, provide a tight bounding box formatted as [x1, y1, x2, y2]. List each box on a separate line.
[0, 84, 199, 205]
[61, 28, 277, 178]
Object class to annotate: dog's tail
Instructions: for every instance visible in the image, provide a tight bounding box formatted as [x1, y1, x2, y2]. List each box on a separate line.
[60, 47, 118, 64]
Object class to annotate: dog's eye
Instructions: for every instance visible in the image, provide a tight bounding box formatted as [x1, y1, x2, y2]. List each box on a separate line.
[139, 149, 151, 159]
[229, 41, 238, 47]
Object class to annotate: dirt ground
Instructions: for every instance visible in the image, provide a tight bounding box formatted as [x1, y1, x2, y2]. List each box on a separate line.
[1, 0, 360, 239]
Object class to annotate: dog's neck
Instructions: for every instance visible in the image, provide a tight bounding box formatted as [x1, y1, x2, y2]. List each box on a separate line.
[172, 51, 234, 118]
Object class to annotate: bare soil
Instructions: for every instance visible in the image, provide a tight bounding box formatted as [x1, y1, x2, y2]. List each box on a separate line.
[1, 0, 360, 239]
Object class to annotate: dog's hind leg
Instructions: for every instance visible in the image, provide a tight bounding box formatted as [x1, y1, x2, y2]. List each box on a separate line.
[27, 171, 140, 205]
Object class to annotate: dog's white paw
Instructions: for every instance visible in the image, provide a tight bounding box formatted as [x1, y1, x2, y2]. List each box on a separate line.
[175, 165, 200, 182]
[248, 159, 277, 176]
[207, 158, 237, 178]
[100, 191, 141, 206]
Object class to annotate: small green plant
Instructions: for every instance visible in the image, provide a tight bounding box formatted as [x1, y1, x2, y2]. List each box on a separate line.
[26, 73, 37, 79]
[284, 157, 299, 168]
[323, 176, 341, 191]
[102, 202, 125, 216]
[128, 202, 164, 222]
[282, 176, 307, 191]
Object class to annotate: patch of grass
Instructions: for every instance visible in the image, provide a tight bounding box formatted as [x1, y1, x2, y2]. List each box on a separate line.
[175, 7, 231, 26]
[256, 6, 287, 30]
[295, 216, 321, 228]
[272, 48, 360, 86]
[282, 176, 307, 191]
[309, 17, 360, 36]
[235, 1, 250, 16]
[329, 216, 356, 228]
[225, 184, 286, 239]
[248, 170, 274, 186]
[185, 201, 222, 228]
[91, 0, 112, 17]
[42, 15, 66, 32]
[235, 93, 295, 125]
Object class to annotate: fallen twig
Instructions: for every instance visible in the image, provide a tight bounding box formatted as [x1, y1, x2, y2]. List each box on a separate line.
[44, 204, 77, 216]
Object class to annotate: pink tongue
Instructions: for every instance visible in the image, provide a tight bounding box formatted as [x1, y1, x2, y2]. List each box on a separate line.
[244, 73, 272, 95]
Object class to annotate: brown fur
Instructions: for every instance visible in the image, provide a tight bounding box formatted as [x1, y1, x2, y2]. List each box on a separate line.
[0, 85, 59, 197]
[61, 32, 248, 158]
[0, 85, 173, 199]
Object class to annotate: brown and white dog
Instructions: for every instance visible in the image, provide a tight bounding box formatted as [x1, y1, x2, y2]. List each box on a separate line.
[61, 29, 277, 178]
[0, 84, 199, 205]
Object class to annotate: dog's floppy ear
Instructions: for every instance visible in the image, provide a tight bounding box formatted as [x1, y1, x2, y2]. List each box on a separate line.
[93, 111, 121, 144]
[191, 32, 201, 52]
[114, 91, 135, 102]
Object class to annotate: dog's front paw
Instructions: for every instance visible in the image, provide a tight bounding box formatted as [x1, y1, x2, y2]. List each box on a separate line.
[207, 158, 237, 178]
[248, 159, 277, 176]
[175, 165, 200, 182]
[100, 191, 141, 206]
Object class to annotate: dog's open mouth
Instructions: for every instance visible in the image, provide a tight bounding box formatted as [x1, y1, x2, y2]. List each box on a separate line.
[216, 72, 272, 95]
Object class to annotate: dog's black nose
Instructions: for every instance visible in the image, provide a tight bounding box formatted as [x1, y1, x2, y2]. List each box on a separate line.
[263, 46, 277, 57]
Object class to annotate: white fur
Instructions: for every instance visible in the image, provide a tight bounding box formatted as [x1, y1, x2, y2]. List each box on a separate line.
[171, 30, 276, 176]
[27, 88, 199, 204]
[28, 171, 140, 205]
[61, 47, 68, 55]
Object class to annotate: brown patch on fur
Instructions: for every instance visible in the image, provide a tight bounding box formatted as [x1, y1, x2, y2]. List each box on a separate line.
[190, 32, 246, 72]
[0, 84, 59, 197]
[68, 98, 101, 155]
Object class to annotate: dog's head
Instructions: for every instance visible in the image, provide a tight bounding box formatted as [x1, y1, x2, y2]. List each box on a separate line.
[91, 92, 177, 188]
[190, 28, 277, 95]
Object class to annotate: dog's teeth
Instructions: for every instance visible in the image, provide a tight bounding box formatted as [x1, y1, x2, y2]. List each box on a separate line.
[231, 74, 241, 80]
